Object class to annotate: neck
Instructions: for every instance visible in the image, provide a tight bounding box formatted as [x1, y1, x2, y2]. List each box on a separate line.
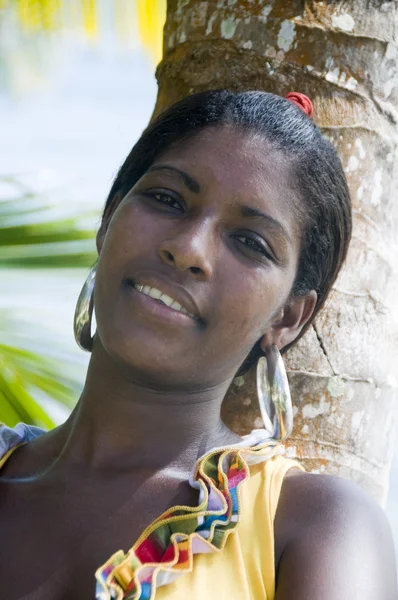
[56, 341, 241, 474]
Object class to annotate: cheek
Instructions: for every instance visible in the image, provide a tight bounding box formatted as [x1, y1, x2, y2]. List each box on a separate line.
[95, 207, 148, 314]
[213, 266, 284, 340]
[102, 202, 157, 264]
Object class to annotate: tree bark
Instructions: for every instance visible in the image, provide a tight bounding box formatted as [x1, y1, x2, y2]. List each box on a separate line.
[154, 0, 398, 504]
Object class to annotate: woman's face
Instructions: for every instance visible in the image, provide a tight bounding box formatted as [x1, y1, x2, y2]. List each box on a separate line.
[95, 126, 306, 389]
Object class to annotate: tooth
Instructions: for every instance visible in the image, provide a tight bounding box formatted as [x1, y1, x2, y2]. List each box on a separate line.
[148, 287, 162, 299]
[170, 300, 183, 311]
[159, 293, 174, 307]
[134, 285, 196, 318]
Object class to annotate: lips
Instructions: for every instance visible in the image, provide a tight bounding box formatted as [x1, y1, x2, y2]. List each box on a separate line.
[126, 271, 202, 322]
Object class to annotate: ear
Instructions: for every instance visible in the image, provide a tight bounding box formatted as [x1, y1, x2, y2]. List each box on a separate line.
[96, 193, 122, 255]
[260, 290, 317, 352]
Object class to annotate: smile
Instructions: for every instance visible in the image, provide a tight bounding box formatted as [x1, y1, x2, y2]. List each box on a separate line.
[133, 283, 198, 320]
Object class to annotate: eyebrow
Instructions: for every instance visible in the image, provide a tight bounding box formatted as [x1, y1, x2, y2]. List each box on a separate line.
[146, 164, 291, 245]
[146, 165, 201, 194]
[239, 205, 292, 245]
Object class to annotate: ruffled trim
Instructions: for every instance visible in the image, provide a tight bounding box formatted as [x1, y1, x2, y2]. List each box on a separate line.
[95, 431, 284, 600]
[0, 423, 45, 459]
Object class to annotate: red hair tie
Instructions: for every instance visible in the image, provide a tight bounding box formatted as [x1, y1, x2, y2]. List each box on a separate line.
[285, 92, 314, 118]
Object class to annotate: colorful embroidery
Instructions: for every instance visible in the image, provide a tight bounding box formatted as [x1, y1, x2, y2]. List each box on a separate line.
[95, 433, 284, 600]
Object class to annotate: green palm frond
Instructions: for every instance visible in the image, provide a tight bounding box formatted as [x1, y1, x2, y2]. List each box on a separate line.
[0, 177, 97, 268]
[0, 177, 94, 427]
[0, 312, 84, 428]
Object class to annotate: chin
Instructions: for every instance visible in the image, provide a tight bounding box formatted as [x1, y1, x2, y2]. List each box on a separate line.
[95, 326, 190, 383]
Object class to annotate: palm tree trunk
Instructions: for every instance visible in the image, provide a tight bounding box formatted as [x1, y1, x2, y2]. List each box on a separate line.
[153, 0, 398, 504]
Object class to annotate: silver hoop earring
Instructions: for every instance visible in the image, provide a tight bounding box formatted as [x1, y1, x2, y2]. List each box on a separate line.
[73, 263, 97, 352]
[256, 345, 293, 441]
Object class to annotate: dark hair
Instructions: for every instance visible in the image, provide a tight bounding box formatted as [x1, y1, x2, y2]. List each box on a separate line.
[103, 90, 352, 375]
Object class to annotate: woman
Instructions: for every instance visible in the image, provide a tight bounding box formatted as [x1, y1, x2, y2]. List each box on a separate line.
[0, 90, 396, 600]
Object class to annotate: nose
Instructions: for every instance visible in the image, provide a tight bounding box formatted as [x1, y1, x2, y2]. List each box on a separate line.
[158, 219, 215, 279]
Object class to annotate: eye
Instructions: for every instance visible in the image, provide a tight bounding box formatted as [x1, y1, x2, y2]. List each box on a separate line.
[146, 190, 184, 212]
[233, 234, 273, 260]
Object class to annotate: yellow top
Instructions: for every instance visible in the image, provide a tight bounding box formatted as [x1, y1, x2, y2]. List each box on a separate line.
[157, 455, 303, 600]
[0, 430, 303, 600]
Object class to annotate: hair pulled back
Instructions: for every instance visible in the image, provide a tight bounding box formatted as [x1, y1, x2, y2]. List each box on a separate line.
[103, 90, 352, 375]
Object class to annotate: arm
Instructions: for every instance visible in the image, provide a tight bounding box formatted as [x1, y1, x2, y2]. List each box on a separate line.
[274, 472, 398, 600]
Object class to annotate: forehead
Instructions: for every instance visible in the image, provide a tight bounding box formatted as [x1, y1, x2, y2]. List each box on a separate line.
[158, 126, 288, 187]
[153, 126, 301, 239]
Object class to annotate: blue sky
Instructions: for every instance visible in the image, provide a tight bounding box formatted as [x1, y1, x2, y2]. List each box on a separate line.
[0, 43, 157, 212]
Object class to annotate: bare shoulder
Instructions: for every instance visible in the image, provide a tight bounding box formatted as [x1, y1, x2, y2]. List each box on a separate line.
[274, 469, 398, 600]
[0, 425, 62, 480]
[278, 467, 387, 527]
